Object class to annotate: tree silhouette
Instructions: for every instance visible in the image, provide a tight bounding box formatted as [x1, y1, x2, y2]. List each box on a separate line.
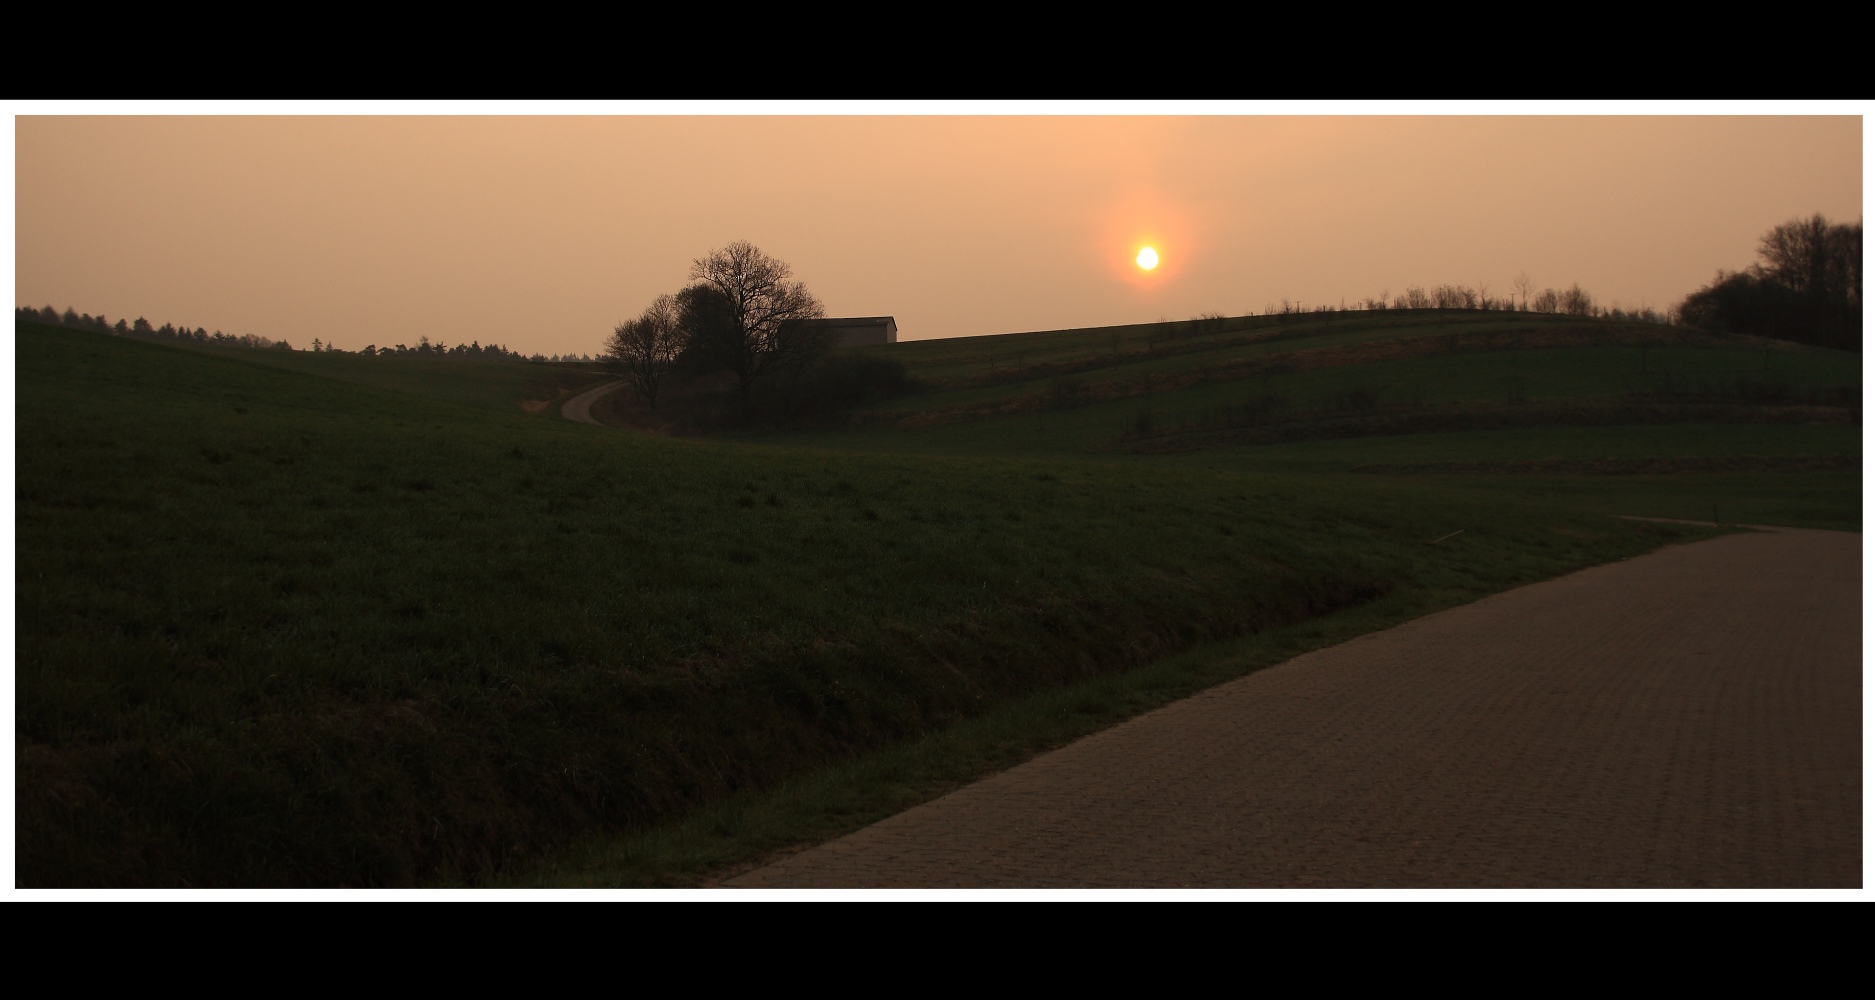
[1679, 214, 1862, 350]
[606, 293, 685, 409]
[679, 241, 830, 404]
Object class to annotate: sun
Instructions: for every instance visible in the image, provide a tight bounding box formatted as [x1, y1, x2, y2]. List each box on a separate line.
[1136, 246, 1160, 271]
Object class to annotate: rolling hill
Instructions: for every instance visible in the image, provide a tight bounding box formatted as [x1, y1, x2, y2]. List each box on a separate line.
[14, 307, 1855, 886]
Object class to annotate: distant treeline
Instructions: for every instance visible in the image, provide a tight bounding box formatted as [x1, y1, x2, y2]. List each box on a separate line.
[15, 305, 595, 363]
[1286, 215, 1862, 352]
[352, 334, 593, 364]
[1258, 279, 1668, 325]
[16, 305, 293, 351]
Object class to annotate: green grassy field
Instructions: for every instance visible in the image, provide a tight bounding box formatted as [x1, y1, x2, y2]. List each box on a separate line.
[14, 309, 1858, 887]
[177, 340, 609, 415]
[771, 311, 1860, 530]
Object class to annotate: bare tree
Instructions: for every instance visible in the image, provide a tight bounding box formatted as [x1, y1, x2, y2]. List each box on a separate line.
[1758, 213, 1861, 311]
[1560, 282, 1594, 317]
[680, 241, 829, 404]
[1432, 284, 1475, 309]
[605, 293, 684, 409]
[1511, 271, 1534, 311]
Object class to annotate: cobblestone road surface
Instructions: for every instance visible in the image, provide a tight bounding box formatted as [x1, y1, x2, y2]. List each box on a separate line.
[728, 528, 1861, 888]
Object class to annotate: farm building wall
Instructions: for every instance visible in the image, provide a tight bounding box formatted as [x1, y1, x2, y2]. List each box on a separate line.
[792, 317, 898, 347]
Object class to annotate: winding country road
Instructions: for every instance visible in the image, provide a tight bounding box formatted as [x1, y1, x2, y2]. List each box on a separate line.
[561, 380, 624, 425]
[728, 527, 1862, 888]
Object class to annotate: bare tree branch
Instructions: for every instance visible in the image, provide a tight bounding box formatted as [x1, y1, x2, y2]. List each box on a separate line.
[682, 241, 830, 403]
[605, 293, 684, 409]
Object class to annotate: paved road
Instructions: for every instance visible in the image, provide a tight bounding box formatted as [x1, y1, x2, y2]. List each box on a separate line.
[561, 380, 624, 425]
[728, 527, 1862, 888]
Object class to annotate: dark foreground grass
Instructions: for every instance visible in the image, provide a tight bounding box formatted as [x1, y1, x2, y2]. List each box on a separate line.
[16, 323, 1706, 886]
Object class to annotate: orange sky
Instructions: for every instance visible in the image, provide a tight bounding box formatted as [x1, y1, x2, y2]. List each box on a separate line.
[12, 113, 1863, 355]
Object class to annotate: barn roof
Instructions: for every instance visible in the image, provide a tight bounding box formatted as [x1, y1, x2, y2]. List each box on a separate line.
[793, 316, 896, 327]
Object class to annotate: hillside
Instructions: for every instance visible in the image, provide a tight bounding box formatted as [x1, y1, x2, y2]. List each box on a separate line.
[14, 320, 1718, 886]
[764, 310, 1861, 529]
[176, 340, 611, 415]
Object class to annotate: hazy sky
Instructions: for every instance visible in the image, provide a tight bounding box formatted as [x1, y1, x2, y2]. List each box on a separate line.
[12, 112, 1863, 355]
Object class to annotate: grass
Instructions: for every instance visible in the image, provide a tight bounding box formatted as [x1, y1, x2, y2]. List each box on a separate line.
[502, 547, 1702, 887]
[177, 340, 611, 415]
[802, 339, 1856, 452]
[770, 313, 1859, 534]
[847, 311, 1844, 417]
[16, 308, 1855, 888]
[850, 309, 1581, 387]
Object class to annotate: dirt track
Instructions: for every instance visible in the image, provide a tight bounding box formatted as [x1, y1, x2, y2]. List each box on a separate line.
[561, 380, 623, 425]
[728, 527, 1862, 888]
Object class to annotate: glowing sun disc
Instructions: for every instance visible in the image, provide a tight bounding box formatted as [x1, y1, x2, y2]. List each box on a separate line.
[1136, 247, 1160, 270]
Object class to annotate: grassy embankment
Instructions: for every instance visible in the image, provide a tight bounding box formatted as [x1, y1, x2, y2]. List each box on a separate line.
[14, 317, 1748, 887]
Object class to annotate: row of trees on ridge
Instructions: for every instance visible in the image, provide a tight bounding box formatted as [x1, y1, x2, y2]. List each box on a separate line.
[1261, 215, 1861, 349]
[16, 304, 595, 362]
[15, 305, 293, 350]
[1270, 278, 1662, 323]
